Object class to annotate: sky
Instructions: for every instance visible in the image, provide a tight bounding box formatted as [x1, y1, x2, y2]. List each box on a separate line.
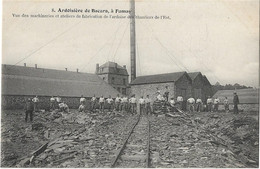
[2, 0, 259, 87]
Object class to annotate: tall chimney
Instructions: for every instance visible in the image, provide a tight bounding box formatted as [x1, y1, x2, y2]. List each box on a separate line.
[130, 0, 136, 82]
[95, 64, 99, 74]
[35, 64, 37, 69]
[24, 63, 26, 67]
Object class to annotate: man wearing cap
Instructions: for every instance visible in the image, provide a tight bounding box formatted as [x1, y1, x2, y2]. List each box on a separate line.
[130, 95, 137, 114]
[80, 95, 86, 105]
[213, 97, 220, 112]
[233, 92, 239, 114]
[50, 96, 55, 111]
[187, 97, 195, 113]
[196, 98, 203, 112]
[91, 95, 97, 112]
[176, 95, 183, 110]
[115, 94, 121, 111]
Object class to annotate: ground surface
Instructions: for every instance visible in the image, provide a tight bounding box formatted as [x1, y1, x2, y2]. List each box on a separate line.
[1, 108, 259, 168]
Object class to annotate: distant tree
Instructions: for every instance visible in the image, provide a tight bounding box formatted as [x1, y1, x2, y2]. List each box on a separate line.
[212, 83, 252, 95]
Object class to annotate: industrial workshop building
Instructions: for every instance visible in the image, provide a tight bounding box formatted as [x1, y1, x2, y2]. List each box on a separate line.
[95, 61, 130, 95]
[188, 72, 212, 102]
[2, 64, 120, 109]
[130, 71, 212, 102]
[130, 72, 193, 102]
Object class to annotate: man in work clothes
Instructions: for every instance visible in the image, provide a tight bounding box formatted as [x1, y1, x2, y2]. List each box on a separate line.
[119, 96, 124, 112]
[176, 95, 183, 110]
[206, 96, 213, 112]
[139, 96, 145, 115]
[32, 95, 39, 112]
[145, 95, 152, 115]
[80, 95, 86, 105]
[50, 96, 55, 111]
[164, 86, 169, 101]
[121, 96, 129, 112]
[106, 95, 114, 112]
[213, 97, 220, 112]
[91, 95, 97, 112]
[24, 98, 34, 122]
[99, 95, 105, 112]
[130, 95, 137, 114]
[56, 95, 62, 109]
[224, 97, 229, 113]
[115, 94, 121, 111]
[169, 98, 177, 113]
[196, 98, 203, 112]
[233, 92, 239, 114]
[187, 97, 195, 113]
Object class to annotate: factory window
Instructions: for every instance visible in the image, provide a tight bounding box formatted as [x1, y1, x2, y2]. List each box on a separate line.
[111, 77, 115, 84]
[123, 78, 126, 85]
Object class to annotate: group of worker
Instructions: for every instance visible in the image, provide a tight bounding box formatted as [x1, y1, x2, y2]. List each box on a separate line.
[78, 94, 153, 115]
[23, 90, 240, 122]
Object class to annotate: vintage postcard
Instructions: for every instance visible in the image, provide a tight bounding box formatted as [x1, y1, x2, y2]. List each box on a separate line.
[1, 0, 259, 168]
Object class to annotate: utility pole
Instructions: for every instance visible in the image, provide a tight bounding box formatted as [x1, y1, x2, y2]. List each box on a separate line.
[130, 0, 136, 82]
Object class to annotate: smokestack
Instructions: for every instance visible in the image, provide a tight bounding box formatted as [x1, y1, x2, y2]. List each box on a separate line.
[76, 68, 79, 73]
[65, 68, 67, 71]
[35, 64, 37, 69]
[24, 63, 26, 67]
[95, 64, 99, 74]
[130, 0, 136, 82]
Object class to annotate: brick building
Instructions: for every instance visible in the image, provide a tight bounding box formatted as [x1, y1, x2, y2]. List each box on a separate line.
[95, 61, 130, 95]
[130, 72, 192, 102]
[2, 64, 120, 109]
[188, 72, 212, 102]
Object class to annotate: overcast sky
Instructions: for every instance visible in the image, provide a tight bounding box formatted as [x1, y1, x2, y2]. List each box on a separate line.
[2, 0, 259, 87]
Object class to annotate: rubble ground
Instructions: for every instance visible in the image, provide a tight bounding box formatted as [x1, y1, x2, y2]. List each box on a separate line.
[1, 108, 259, 168]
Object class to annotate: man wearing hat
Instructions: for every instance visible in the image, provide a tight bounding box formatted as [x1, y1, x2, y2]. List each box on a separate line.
[233, 92, 239, 114]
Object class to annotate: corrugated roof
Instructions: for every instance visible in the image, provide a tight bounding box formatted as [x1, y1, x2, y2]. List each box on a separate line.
[213, 88, 259, 104]
[130, 72, 189, 85]
[2, 64, 120, 97]
[97, 61, 128, 76]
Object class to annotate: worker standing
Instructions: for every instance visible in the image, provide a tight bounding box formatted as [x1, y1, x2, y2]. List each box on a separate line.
[32, 95, 39, 112]
[224, 97, 229, 113]
[169, 98, 177, 112]
[206, 96, 213, 112]
[139, 96, 145, 115]
[91, 95, 97, 112]
[233, 92, 239, 114]
[176, 95, 183, 110]
[130, 95, 137, 114]
[121, 96, 128, 112]
[164, 86, 169, 101]
[80, 95, 86, 105]
[24, 98, 34, 122]
[145, 95, 152, 115]
[115, 94, 121, 111]
[119, 95, 124, 112]
[50, 96, 55, 111]
[187, 97, 195, 113]
[99, 95, 105, 113]
[196, 98, 203, 112]
[213, 97, 220, 112]
[106, 95, 114, 112]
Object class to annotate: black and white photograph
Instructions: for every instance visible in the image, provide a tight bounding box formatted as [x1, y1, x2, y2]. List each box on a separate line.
[1, 0, 259, 168]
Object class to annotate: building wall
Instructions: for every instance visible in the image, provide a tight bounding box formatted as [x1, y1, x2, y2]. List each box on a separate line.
[202, 84, 213, 102]
[191, 74, 204, 100]
[175, 74, 192, 100]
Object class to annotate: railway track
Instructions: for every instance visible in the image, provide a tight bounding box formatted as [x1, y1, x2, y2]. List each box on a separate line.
[110, 114, 150, 168]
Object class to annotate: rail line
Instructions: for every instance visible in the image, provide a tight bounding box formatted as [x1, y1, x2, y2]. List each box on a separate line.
[110, 114, 150, 168]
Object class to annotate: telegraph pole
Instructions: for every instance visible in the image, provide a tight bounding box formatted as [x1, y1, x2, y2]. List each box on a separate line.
[130, 0, 136, 82]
